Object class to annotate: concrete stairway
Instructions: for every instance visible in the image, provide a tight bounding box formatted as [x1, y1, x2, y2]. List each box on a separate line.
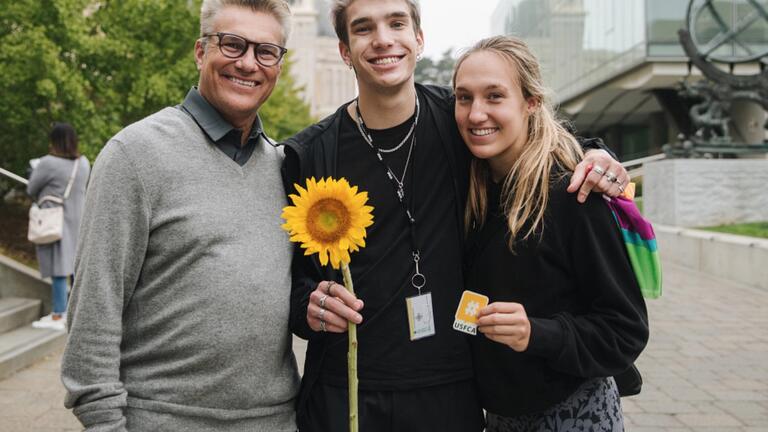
[0, 297, 66, 380]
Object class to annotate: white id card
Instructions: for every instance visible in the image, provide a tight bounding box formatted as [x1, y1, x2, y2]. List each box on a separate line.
[406, 292, 436, 341]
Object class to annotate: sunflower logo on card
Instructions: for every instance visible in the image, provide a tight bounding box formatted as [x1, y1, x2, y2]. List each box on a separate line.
[453, 290, 489, 335]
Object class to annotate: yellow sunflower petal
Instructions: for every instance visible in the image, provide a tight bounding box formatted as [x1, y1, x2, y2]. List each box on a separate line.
[338, 237, 349, 251]
[338, 247, 351, 265]
[281, 177, 375, 269]
[293, 183, 307, 196]
[318, 249, 329, 266]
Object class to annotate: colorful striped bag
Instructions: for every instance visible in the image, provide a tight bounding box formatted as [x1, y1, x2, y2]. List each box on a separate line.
[606, 182, 661, 397]
[606, 183, 662, 299]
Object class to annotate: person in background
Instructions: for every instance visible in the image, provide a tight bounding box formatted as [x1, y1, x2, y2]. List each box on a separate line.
[27, 122, 90, 331]
[454, 35, 648, 431]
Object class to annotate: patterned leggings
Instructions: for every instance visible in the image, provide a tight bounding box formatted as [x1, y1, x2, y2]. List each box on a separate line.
[485, 377, 624, 432]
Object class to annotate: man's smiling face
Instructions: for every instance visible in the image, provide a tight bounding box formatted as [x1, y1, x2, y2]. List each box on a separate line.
[339, 0, 424, 94]
[195, 5, 284, 128]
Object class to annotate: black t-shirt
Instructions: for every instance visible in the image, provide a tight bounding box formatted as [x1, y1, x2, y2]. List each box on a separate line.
[319, 94, 473, 390]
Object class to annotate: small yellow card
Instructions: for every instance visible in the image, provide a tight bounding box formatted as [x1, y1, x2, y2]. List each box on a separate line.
[453, 290, 489, 335]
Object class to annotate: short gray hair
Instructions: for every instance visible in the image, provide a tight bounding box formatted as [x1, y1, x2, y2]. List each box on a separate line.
[200, 0, 292, 46]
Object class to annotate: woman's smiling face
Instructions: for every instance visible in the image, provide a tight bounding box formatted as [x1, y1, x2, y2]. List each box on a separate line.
[454, 50, 535, 176]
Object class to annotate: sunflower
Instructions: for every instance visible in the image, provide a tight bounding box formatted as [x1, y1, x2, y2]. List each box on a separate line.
[281, 177, 374, 269]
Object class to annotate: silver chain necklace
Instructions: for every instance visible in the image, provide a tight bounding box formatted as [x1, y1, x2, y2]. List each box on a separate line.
[353, 96, 426, 296]
[354, 97, 420, 197]
[354, 96, 420, 153]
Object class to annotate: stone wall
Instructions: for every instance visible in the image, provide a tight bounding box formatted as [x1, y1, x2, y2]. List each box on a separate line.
[656, 225, 768, 291]
[644, 159, 768, 227]
[0, 254, 51, 315]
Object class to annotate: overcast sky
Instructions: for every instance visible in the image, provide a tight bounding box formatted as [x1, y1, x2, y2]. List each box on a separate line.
[419, 0, 499, 59]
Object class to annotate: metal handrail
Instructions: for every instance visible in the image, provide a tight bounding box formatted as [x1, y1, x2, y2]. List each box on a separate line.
[622, 153, 667, 178]
[622, 152, 667, 168]
[0, 167, 28, 186]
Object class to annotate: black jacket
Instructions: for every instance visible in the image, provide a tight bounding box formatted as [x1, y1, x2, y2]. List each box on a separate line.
[280, 83, 612, 423]
[465, 177, 649, 416]
[281, 84, 471, 420]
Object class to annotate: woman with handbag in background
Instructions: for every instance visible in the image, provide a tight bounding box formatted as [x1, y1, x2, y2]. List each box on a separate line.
[27, 122, 90, 331]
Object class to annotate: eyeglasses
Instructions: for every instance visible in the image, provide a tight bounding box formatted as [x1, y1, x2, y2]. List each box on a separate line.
[203, 32, 287, 67]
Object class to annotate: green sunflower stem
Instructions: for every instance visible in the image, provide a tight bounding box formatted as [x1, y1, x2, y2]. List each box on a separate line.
[341, 263, 358, 432]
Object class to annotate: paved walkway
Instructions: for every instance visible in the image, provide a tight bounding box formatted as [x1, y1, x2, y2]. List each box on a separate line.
[624, 263, 768, 432]
[1, 261, 766, 431]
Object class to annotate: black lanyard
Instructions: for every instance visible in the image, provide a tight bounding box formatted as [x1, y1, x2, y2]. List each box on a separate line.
[354, 97, 427, 294]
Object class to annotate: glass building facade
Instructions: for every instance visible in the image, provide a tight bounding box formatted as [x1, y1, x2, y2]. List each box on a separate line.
[492, 0, 767, 160]
[495, 0, 768, 103]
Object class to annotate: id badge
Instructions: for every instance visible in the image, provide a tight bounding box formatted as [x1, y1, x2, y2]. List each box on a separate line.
[406, 292, 436, 341]
[453, 290, 489, 335]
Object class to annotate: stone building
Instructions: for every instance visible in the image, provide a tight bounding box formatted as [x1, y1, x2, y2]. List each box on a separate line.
[287, 0, 357, 118]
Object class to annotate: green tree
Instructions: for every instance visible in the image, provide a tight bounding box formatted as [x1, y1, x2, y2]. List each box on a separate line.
[0, 0, 312, 177]
[0, 0, 100, 175]
[414, 47, 456, 87]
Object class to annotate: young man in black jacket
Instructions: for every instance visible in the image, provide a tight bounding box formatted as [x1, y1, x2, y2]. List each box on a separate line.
[282, 0, 629, 430]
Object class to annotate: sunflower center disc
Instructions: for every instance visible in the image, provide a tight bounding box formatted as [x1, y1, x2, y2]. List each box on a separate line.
[306, 198, 351, 243]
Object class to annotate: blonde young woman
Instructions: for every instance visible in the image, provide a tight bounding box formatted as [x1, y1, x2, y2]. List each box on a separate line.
[453, 36, 649, 431]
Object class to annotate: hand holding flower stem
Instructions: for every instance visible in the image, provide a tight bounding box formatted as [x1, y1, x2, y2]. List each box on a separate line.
[281, 177, 374, 432]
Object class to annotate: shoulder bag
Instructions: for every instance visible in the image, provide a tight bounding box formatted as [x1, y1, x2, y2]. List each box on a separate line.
[28, 158, 80, 245]
[605, 182, 662, 397]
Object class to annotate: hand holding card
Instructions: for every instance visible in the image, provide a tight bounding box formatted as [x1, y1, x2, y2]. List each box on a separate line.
[476, 302, 532, 352]
[453, 290, 490, 335]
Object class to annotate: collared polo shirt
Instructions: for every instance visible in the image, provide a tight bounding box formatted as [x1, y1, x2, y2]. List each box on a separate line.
[178, 87, 266, 166]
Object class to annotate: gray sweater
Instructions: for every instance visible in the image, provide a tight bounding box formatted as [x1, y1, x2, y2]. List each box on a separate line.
[62, 107, 300, 431]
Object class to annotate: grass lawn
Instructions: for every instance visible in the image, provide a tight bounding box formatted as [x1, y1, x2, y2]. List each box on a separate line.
[700, 222, 768, 239]
[631, 198, 766, 240]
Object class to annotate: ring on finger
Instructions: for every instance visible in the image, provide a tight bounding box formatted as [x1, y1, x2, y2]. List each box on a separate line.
[319, 320, 326, 332]
[319, 294, 328, 309]
[326, 281, 335, 296]
[592, 165, 605, 176]
[618, 184, 625, 193]
[605, 171, 618, 183]
[318, 308, 326, 321]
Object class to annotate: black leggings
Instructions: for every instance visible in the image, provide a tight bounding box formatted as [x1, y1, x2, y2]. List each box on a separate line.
[485, 377, 624, 432]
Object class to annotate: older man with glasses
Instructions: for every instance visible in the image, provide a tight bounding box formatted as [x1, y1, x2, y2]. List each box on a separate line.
[60, 1, 300, 431]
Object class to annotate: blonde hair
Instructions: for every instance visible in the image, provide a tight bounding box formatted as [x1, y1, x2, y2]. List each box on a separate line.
[453, 36, 583, 250]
